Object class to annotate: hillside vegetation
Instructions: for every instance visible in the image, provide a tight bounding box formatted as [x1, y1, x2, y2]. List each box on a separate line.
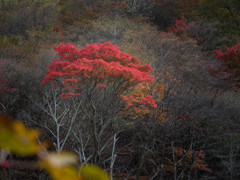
[0, 0, 240, 179]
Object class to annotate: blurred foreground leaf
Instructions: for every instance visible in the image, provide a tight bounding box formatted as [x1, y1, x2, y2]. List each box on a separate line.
[0, 115, 45, 155]
[40, 152, 78, 168]
[40, 152, 109, 180]
[40, 152, 80, 180]
[41, 163, 81, 180]
[80, 165, 110, 180]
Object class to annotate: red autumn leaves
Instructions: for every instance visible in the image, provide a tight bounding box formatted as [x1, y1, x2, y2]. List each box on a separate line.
[41, 42, 156, 109]
[207, 43, 240, 87]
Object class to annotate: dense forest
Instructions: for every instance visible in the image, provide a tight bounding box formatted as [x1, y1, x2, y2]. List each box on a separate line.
[0, 0, 240, 179]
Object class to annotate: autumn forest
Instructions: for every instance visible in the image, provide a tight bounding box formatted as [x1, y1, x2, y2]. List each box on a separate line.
[0, 0, 240, 179]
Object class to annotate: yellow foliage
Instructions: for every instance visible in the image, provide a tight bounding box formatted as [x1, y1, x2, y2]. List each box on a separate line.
[0, 115, 45, 156]
[40, 153, 110, 180]
[41, 162, 81, 180]
[80, 165, 110, 180]
[40, 152, 81, 180]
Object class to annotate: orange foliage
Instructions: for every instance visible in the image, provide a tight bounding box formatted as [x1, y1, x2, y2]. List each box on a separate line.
[121, 83, 157, 116]
[165, 148, 211, 173]
[121, 78, 169, 123]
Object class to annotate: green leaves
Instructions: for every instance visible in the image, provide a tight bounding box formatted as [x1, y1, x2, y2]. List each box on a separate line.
[200, 0, 240, 35]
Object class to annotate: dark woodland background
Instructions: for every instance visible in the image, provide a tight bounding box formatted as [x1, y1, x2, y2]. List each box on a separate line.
[0, 0, 240, 179]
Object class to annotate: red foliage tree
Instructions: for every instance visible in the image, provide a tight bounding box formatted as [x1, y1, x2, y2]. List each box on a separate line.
[41, 42, 156, 108]
[207, 43, 240, 88]
[168, 16, 196, 38]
